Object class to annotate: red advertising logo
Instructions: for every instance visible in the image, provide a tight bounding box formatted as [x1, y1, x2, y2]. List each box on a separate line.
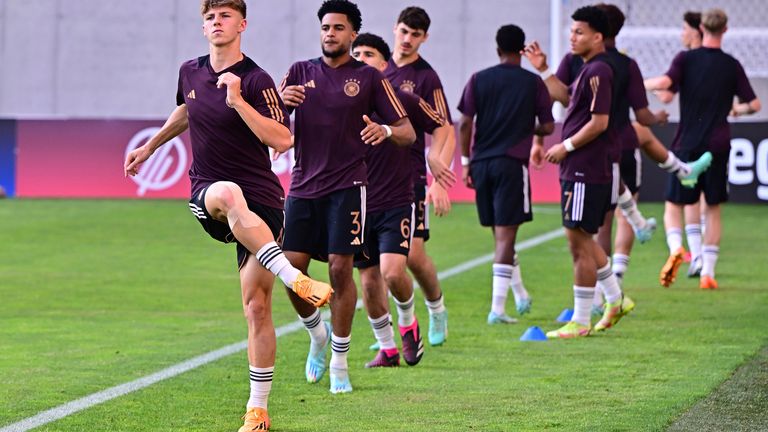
[125, 127, 188, 196]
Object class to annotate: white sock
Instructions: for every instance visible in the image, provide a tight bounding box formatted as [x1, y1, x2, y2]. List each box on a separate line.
[617, 189, 646, 230]
[509, 255, 529, 304]
[425, 295, 446, 315]
[368, 314, 397, 350]
[701, 245, 719, 278]
[247, 365, 273, 409]
[330, 333, 351, 371]
[300, 310, 327, 346]
[612, 253, 630, 279]
[666, 228, 683, 254]
[592, 284, 605, 308]
[597, 262, 623, 304]
[660, 152, 691, 179]
[393, 293, 415, 327]
[491, 263, 513, 315]
[685, 224, 702, 260]
[573, 285, 595, 326]
[255, 241, 301, 287]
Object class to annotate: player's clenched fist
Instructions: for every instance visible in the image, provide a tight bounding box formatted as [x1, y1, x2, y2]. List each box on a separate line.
[280, 85, 306, 107]
[216, 72, 243, 108]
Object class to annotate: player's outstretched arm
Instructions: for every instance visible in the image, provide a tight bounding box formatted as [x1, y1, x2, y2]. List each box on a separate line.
[730, 97, 762, 117]
[644, 75, 672, 92]
[634, 107, 669, 126]
[427, 123, 457, 189]
[522, 41, 569, 106]
[124, 105, 188, 177]
[217, 72, 292, 153]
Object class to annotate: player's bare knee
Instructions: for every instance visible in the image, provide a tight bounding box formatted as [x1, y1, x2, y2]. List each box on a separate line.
[382, 269, 404, 290]
[206, 181, 242, 214]
[243, 297, 269, 323]
[328, 260, 352, 285]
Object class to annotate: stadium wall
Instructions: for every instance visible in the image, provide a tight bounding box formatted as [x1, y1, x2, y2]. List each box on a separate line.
[1, 120, 767, 204]
[0, 0, 551, 121]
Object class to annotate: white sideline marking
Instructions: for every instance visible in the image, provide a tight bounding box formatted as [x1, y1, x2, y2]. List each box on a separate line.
[2, 228, 564, 432]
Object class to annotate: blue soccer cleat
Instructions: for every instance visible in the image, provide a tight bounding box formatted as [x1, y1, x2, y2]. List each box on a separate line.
[305, 321, 331, 383]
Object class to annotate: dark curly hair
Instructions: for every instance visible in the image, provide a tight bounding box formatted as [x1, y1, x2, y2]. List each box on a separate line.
[571, 5, 609, 37]
[352, 33, 392, 61]
[496, 24, 525, 54]
[595, 3, 625, 38]
[317, 0, 362, 32]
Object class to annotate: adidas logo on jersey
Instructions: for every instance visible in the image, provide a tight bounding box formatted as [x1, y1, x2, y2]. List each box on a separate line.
[417, 223, 425, 230]
[186, 89, 196, 100]
[303, 80, 316, 88]
[350, 237, 361, 245]
[400, 240, 409, 249]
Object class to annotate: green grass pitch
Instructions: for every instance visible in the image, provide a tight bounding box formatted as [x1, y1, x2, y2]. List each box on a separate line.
[1, 199, 766, 431]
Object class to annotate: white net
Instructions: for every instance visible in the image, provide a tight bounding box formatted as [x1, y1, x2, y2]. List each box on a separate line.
[559, 0, 768, 77]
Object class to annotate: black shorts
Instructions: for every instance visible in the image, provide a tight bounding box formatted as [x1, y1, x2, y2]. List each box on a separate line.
[560, 180, 612, 234]
[188, 186, 284, 269]
[283, 186, 366, 257]
[413, 184, 430, 241]
[354, 205, 414, 269]
[608, 162, 620, 211]
[471, 157, 533, 227]
[666, 150, 729, 205]
[620, 149, 642, 194]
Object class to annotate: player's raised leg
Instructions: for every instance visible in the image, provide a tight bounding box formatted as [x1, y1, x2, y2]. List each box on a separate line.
[205, 181, 333, 307]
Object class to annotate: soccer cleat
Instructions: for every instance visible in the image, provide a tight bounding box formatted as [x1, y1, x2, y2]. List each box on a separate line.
[687, 255, 703, 278]
[399, 319, 425, 366]
[292, 274, 333, 307]
[329, 367, 353, 394]
[368, 341, 380, 351]
[700, 275, 718, 290]
[239, 407, 270, 432]
[305, 322, 331, 383]
[365, 349, 400, 368]
[680, 152, 713, 187]
[680, 152, 713, 188]
[516, 297, 532, 316]
[591, 303, 605, 319]
[546, 321, 591, 339]
[428, 310, 448, 346]
[660, 247, 686, 287]
[634, 217, 657, 244]
[594, 295, 635, 332]
[487, 311, 518, 324]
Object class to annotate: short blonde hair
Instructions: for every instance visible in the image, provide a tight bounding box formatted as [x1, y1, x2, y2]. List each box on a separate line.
[701, 8, 727, 34]
[200, 0, 246, 18]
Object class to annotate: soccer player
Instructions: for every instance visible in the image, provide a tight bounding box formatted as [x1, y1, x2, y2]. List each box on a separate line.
[458, 24, 554, 324]
[651, 11, 709, 279]
[278, 0, 415, 393]
[385, 6, 455, 346]
[535, 5, 632, 338]
[645, 8, 761, 289]
[351, 33, 451, 368]
[124, 1, 333, 430]
[524, 5, 711, 291]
